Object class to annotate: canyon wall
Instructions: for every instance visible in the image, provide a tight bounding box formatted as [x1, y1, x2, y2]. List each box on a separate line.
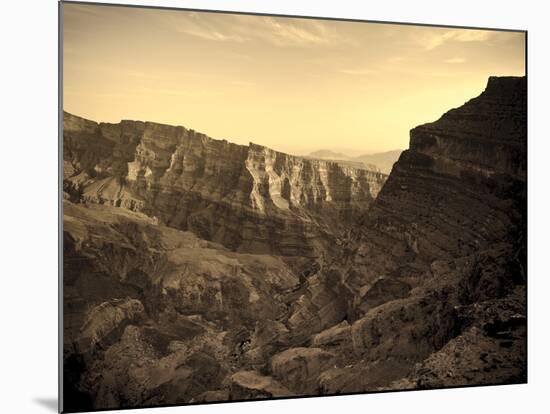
[346, 76, 526, 297]
[291, 76, 527, 391]
[63, 113, 386, 256]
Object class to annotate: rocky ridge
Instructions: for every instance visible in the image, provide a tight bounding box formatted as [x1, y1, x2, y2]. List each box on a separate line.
[63, 113, 386, 256]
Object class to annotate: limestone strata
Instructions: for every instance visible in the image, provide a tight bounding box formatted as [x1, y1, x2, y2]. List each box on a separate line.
[342, 76, 526, 307]
[410, 76, 526, 179]
[332, 76, 526, 387]
[63, 112, 386, 256]
[277, 76, 526, 391]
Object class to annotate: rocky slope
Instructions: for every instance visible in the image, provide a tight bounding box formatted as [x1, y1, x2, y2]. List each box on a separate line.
[63, 201, 306, 409]
[63, 113, 386, 257]
[63, 76, 526, 412]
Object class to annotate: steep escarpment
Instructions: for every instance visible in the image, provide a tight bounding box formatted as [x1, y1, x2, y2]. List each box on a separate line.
[286, 76, 526, 391]
[410, 76, 526, 179]
[346, 76, 526, 297]
[63, 113, 386, 256]
[63, 76, 526, 411]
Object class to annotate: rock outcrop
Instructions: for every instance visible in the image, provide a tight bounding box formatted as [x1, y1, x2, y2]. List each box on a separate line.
[63, 76, 526, 411]
[271, 347, 335, 395]
[75, 298, 144, 354]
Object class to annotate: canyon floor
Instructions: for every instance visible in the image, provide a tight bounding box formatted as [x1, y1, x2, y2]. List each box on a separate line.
[62, 76, 526, 412]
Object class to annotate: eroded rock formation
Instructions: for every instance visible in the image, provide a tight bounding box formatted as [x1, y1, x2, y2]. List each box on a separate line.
[63, 113, 386, 256]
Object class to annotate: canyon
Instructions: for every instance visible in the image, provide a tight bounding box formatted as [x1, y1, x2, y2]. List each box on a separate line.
[62, 76, 526, 411]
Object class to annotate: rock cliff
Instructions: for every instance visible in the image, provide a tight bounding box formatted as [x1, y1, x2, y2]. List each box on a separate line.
[283, 76, 526, 391]
[63, 76, 526, 411]
[63, 113, 386, 256]
[346, 76, 526, 301]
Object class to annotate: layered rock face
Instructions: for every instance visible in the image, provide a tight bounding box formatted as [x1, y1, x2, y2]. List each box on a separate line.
[63, 76, 526, 412]
[63, 113, 386, 256]
[345, 76, 526, 299]
[295, 76, 526, 391]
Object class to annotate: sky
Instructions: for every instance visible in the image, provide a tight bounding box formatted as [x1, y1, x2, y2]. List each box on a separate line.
[63, 3, 525, 156]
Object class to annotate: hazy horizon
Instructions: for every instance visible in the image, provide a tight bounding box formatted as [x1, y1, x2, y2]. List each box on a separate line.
[63, 3, 525, 155]
[64, 108, 404, 158]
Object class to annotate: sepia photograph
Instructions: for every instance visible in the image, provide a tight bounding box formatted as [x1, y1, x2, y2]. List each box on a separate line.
[60, 2, 526, 412]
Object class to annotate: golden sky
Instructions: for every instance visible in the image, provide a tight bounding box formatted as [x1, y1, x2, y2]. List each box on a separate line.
[63, 3, 525, 155]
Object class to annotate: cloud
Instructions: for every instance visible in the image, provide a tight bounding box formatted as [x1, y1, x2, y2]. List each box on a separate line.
[174, 17, 248, 42]
[444, 57, 466, 64]
[173, 13, 357, 47]
[263, 18, 328, 46]
[452, 30, 493, 42]
[419, 29, 493, 50]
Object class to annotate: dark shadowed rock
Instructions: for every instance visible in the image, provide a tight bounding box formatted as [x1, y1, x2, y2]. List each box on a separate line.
[229, 371, 292, 399]
[192, 390, 230, 403]
[311, 321, 351, 348]
[357, 276, 411, 315]
[75, 298, 144, 354]
[271, 347, 335, 395]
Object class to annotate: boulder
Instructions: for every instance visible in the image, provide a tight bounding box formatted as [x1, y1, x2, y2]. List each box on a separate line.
[271, 347, 335, 395]
[229, 371, 291, 399]
[75, 298, 144, 354]
[311, 320, 351, 348]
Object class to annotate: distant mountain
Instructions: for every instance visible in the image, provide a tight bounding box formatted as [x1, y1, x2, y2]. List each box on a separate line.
[308, 149, 350, 160]
[307, 149, 402, 174]
[354, 150, 402, 174]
